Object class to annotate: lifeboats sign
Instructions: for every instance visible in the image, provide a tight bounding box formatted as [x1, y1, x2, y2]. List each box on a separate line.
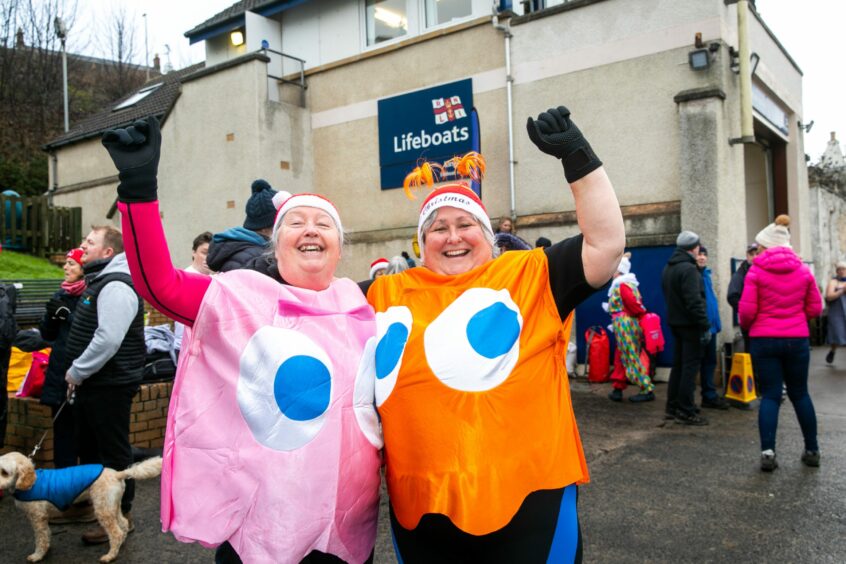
[377, 79, 473, 190]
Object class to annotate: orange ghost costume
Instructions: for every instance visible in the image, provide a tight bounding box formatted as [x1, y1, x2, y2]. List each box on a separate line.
[367, 247, 588, 535]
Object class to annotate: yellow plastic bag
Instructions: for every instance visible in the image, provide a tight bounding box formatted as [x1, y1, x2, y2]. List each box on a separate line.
[7, 347, 32, 393]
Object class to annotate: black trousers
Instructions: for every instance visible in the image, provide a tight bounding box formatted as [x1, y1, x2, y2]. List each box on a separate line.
[51, 403, 78, 468]
[214, 542, 370, 564]
[74, 384, 137, 513]
[667, 327, 704, 416]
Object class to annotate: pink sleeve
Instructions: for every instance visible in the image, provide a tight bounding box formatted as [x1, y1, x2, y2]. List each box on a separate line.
[119, 201, 210, 326]
[805, 271, 823, 319]
[738, 268, 758, 330]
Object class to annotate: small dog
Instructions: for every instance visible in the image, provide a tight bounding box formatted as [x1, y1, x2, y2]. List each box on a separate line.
[0, 452, 162, 562]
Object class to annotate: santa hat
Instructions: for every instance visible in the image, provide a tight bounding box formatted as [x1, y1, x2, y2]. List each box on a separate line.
[417, 183, 492, 260]
[66, 247, 84, 265]
[369, 258, 389, 279]
[271, 191, 344, 244]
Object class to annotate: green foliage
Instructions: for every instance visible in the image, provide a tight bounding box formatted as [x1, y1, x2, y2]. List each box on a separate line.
[0, 249, 63, 279]
[0, 154, 49, 197]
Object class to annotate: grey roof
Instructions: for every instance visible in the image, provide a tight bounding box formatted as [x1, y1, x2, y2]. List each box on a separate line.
[184, 0, 277, 39]
[43, 63, 204, 150]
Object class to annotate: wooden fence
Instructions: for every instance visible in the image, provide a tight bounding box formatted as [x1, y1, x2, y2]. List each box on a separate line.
[1, 194, 82, 257]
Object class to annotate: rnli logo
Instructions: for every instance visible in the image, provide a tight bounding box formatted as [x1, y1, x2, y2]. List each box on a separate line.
[432, 96, 466, 124]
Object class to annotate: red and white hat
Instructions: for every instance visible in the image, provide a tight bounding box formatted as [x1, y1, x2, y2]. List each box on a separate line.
[369, 258, 389, 279]
[66, 247, 84, 265]
[272, 191, 344, 243]
[417, 183, 492, 260]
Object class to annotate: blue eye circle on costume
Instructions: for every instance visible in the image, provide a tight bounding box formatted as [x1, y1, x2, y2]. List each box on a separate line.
[466, 303, 520, 359]
[373, 307, 412, 407]
[238, 327, 334, 451]
[274, 356, 331, 421]
[425, 288, 523, 392]
[376, 323, 409, 380]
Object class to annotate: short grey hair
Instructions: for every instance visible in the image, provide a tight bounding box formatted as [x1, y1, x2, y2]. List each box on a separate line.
[419, 209, 498, 265]
[385, 255, 409, 275]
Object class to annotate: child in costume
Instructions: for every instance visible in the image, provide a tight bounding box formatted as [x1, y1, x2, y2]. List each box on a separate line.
[606, 253, 655, 402]
[362, 106, 625, 562]
[101, 117, 381, 564]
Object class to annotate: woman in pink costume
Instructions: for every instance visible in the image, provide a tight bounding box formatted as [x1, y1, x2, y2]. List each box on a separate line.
[101, 117, 381, 564]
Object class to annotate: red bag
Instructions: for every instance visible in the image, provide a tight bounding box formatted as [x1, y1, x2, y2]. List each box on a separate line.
[16, 350, 49, 398]
[640, 313, 665, 354]
[584, 326, 610, 383]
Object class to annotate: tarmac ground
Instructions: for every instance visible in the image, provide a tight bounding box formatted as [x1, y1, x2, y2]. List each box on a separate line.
[1, 347, 844, 563]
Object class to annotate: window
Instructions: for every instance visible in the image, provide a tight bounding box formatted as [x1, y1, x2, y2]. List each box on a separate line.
[425, 0, 472, 27]
[365, 0, 408, 46]
[113, 84, 162, 111]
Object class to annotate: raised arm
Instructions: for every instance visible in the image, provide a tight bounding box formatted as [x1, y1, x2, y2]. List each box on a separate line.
[103, 117, 209, 326]
[527, 106, 625, 288]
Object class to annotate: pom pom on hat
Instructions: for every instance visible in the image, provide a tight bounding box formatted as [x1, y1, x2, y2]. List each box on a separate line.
[616, 253, 631, 275]
[271, 191, 344, 245]
[755, 214, 791, 249]
[417, 183, 492, 261]
[676, 230, 700, 251]
[244, 179, 278, 230]
[369, 258, 389, 279]
[66, 247, 84, 265]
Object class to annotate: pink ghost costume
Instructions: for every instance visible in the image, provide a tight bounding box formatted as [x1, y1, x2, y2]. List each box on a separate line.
[119, 201, 382, 564]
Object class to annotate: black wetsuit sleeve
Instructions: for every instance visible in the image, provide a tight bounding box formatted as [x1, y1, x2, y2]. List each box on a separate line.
[544, 234, 598, 319]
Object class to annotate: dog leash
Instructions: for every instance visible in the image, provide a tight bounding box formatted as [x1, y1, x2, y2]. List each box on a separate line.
[28, 389, 76, 460]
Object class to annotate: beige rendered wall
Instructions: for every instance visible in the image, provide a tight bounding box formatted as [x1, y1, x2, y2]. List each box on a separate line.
[157, 58, 314, 264]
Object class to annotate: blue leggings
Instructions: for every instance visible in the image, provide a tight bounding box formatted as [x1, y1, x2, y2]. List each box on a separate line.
[750, 337, 818, 452]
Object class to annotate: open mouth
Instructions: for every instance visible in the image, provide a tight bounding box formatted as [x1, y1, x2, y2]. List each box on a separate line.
[443, 249, 470, 258]
[298, 244, 324, 253]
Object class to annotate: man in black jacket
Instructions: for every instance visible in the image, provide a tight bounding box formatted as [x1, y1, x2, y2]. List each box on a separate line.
[64, 225, 145, 543]
[726, 242, 759, 352]
[207, 179, 277, 272]
[662, 231, 711, 425]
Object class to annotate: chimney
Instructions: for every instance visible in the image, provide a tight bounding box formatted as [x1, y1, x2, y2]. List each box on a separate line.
[15, 27, 24, 48]
[153, 53, 160, 72]
[832, 132, 837, 142]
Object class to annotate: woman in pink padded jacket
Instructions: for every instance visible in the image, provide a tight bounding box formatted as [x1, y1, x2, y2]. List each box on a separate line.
[739, 215, 822, 472]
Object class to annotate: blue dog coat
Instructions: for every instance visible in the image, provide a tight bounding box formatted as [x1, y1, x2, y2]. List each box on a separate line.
[14, 464, 104, 510]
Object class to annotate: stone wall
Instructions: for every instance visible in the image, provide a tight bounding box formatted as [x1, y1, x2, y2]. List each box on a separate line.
[1, 382, 172, 467]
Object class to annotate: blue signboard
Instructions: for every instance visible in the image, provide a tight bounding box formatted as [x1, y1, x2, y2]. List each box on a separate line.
[377, 79, 473, 190]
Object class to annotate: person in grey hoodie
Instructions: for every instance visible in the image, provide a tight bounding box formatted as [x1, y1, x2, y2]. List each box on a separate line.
[64, 225, 145, 545]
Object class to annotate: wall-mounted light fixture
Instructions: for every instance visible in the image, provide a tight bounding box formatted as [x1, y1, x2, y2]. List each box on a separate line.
[730, 47, 761, 75]
[230, 29, 245, 47]
[798, 120, 814, 133]
[749, 52, 760, 75]
[689, 48, 711, 70]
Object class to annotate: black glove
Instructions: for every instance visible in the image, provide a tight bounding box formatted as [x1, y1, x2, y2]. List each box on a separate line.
[102, 116, 161, 203]
[46, 297, 71, 321]
[526, 105, 602, 183]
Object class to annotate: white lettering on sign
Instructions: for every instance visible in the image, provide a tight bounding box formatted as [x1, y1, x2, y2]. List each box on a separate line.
[392, 126, 470, 153]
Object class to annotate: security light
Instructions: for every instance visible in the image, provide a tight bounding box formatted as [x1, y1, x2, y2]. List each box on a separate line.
[689, 48, 710, 70]
[230, 30, 245, 46]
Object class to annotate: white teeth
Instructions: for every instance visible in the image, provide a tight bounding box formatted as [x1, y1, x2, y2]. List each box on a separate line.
[444, 250, 468, 257]
[299, 245, 321, 252]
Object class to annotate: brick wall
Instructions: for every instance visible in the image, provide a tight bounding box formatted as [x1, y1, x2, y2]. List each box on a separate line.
[1, 381, 173, 467]
[145, 300, 173, 329]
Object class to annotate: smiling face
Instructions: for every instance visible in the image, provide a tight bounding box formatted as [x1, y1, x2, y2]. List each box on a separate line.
[422, 207, 493, 276]
[274, 207, 341, 291]
[696, 252, 708, 268]
[63, 258, 83, 283]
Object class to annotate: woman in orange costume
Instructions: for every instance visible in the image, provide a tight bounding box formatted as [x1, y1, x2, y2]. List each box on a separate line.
[362, 106, 625, 562]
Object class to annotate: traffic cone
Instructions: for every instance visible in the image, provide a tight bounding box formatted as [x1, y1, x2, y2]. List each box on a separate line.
[725, 352, 757, 405]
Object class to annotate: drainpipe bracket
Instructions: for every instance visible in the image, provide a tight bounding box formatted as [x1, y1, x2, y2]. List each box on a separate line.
[729, 136, 756, 145]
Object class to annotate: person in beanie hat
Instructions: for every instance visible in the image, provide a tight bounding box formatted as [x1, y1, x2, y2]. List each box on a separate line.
[207, 179, 277, 273]
[363, 104, 625, 562]
[370, 258, 389, 279]
[739, 214, 823, 472]
[726, 242, 760, 353]
[100, 116, 381, 563]
[662, 230, 710, 425]
[38, 248, 87, 477]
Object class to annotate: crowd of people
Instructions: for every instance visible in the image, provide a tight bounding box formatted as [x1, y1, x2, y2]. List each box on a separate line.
[0, 99, 832, 563]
